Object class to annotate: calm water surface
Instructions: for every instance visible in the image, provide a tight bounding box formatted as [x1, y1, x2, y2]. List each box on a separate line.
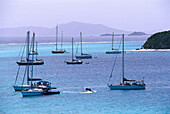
[0, 41, 170, 114]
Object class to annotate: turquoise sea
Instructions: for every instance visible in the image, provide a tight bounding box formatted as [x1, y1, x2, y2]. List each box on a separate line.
[0, 36, 170, 113]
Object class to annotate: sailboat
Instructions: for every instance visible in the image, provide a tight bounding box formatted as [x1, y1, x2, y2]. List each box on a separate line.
[13, 32, 53, 91]
[75, 32, 92, 59]
[66, 38, 83, 64]
[108, 34, 146, 90]
[21, 33, 60, 97]
[16, 31, 44, 65]
[106, 32, 121, 54]
[51, 26, 66, 54]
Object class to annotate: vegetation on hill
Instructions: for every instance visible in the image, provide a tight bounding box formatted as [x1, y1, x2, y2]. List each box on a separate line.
[142, 30, 170, 49]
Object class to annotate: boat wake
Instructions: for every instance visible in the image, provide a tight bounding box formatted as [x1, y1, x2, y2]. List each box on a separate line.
[62, 90, 97, 94]
[62, 91, 81, 93]
[80, 90, 97, 94]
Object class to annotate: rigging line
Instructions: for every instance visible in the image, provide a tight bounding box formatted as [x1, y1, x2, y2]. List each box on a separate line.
[21, 40, 27, 61]
[36, 42, 38, 60]
[18, 44, 23, 60]
[18, 38, 27, 61]
[29, 36, 33, 56]
[14, 65, 21, 85]
[61, 30, 63, 50]
[22, 65, 28, 86]
[75, 41, 80, 54]
[31, 33, 35, 87]
[107, 39, 122, 85]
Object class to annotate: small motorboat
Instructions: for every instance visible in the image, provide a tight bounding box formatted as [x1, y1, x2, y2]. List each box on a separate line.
[84, 88, 93, 93]
[85, 88, 92, 91]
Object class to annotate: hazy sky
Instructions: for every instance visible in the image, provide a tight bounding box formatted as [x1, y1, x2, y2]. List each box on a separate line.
[0, 0, 170, 32]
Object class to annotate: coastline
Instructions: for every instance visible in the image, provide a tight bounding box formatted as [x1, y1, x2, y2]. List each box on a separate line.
[0, 41, 145, 46]
[129, 49, 170, 52]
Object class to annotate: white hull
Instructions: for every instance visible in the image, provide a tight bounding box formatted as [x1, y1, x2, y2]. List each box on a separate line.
[108, 85, 145, 90]
[21, 88, 44, 97]
[13, 84, 51, 91]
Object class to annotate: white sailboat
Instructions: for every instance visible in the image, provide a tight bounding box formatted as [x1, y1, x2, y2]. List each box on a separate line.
[106, 32, 121, 54]
[21, 33, 60, 97]
[16, 31, 44, 65]
[75, 32, 92, 59]
[108, 34, 146, 90]
[66, 38, 83, 64]
[51, 26, 66, 54]
[14, 32, 51, 91]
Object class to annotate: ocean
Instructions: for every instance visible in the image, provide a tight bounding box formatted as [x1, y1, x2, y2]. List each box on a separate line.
[0, 35, 170, 113]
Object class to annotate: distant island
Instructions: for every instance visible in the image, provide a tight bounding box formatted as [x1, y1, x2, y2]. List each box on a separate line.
[128, 31, 147, 36]
[0, 22, 130, 37]
[100, 33, 122, 36]
[141, 30, 170, 49]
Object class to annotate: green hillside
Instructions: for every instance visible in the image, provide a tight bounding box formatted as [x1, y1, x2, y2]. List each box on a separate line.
[142, 31, 170, 49]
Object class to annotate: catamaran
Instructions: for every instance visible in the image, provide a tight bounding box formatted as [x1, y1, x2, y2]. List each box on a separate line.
[108, 34, 146, 90]
[51, 26, 66, 54]
[75, 32, 92, 59]
[65, 38, 83, 64]
[16, 31, 44, 65]
[106, 32, 121, 54]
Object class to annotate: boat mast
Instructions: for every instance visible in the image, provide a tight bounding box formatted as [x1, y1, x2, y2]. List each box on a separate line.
[122, 34, 125, 84]
[112, 32, 114, 50]
[80, 32, 82, 55]
[36, 42, 37, 60]
[26, 31, 30, 85]
[31, 33, 35, 87]
[72, 38, 73, 61]
[56, 26, 58, 51]
[61, 30, 63, 50]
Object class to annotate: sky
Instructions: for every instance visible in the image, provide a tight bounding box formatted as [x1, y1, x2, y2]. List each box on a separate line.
[0, 0, 170, 32]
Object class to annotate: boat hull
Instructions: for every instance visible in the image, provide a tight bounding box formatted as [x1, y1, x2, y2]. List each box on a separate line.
[51, 50, 66, 54]
[108, 85, 145, 90]
[106, 50, 121, 54]
[43, 91, 60, 95]
[22, 91, 60, 97]
[21, 91, 43, 97]
[13, 85, 33, 91]
[13, 84, 52, 91]
[66, 61, 83, 64]
[16, 61, 44, 65]
[75, 54, 92, 59]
